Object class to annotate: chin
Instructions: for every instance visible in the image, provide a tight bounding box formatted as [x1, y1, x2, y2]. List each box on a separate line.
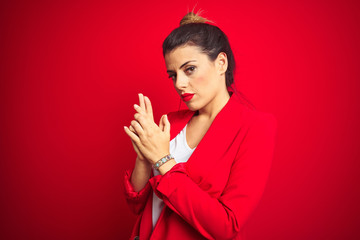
[185, 102, 201, 112]
[187, 106, 198, 112]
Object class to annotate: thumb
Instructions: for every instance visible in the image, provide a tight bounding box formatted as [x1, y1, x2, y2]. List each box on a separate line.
[159, 115, 165, 131]
[164, 115, 170, 136]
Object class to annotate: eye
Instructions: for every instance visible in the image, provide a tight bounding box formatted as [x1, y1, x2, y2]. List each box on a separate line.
[168, 74, 176, 81]
[185, 66, 196, 75]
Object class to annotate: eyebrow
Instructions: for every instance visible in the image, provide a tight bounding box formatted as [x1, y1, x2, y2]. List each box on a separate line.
[167, 60, 196, 73]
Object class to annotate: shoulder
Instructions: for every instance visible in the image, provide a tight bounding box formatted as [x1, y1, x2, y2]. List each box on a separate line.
[230, 95, 278, 166]
[239, 108, 278, 148]
[232, 92, 277, 133]
[247, 109, 277, 134]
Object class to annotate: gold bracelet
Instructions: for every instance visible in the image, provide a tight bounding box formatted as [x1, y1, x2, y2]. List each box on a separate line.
[153, 154, 174, 170]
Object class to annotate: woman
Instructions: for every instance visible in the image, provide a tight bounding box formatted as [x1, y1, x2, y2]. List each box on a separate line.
[123, 11, 277, 240]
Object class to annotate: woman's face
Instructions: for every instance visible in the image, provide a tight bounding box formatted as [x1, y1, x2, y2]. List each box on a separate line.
[164, 45, 228, 112]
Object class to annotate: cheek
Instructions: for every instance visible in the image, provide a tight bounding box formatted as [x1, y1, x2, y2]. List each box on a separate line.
[196, 76, 206, 84]
[195, 73, 213, 88]
[197, 67, 214, 84]
[193, 73, 209, 85]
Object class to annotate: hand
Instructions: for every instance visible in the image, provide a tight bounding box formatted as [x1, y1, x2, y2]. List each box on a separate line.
[124, 94, 170, 164]
[127, 93, 153, 163]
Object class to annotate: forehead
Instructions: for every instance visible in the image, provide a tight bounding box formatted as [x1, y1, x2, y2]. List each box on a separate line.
[165, 45, 206, 68]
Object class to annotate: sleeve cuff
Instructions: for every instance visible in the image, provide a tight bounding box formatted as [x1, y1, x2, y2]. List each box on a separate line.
[123, 169, 151, 202]
[149, 162, 188, 200]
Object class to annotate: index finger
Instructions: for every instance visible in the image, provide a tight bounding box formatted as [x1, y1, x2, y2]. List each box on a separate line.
[144, 96, 154, 120]
[138, 93, 145, 110]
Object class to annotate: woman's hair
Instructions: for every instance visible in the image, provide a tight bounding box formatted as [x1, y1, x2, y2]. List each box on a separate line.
[162, 11, 236, 88]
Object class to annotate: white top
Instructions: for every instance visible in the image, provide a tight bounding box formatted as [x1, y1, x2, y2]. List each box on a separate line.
[152, 124, 196, 229]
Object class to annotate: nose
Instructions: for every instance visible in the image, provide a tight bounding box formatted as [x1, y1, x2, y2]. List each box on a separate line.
[175, 72, 189, 90]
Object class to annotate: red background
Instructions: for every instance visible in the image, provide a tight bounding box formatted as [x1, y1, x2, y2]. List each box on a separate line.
[1, 0, 359, 239]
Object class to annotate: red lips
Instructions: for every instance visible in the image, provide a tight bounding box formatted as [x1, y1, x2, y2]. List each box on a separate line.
[181, 93, 194, 102]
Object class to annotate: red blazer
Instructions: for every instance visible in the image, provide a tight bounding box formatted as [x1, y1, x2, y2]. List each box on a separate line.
[123, 92, 277, 240]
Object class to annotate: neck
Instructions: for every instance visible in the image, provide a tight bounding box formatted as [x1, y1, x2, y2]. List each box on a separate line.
[197, 87, 230, 120]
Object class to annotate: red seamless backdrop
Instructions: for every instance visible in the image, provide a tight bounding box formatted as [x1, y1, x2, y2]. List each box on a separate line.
[1, 0, 359, 239]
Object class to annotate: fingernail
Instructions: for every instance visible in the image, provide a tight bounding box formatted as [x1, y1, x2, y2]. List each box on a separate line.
[134, 104, 139, 108]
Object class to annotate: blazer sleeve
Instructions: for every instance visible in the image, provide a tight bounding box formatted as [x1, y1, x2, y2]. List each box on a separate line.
[148, 113, 277, 240]
[123, 168, 152, 215]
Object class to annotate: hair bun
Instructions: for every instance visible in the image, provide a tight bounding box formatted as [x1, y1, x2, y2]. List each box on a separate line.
[180, 10, 212, 26]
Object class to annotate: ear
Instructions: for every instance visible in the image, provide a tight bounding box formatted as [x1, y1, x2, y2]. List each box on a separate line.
[216, 52, 228, 75]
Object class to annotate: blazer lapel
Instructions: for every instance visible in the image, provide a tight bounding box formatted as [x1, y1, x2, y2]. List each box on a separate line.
[185, 93, 246, 183]
[169, 110, 195, 140]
